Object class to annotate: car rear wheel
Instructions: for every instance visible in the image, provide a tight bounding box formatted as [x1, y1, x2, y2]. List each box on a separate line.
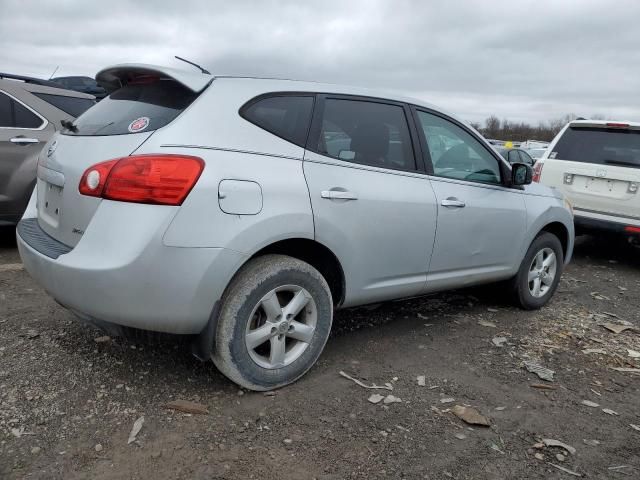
[511, 232, 564, 310]
[212, 254, 333, 391]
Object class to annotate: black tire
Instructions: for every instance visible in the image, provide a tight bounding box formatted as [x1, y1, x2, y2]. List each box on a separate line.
[511, 232, 564, 310]
[212, 254, 333, 391]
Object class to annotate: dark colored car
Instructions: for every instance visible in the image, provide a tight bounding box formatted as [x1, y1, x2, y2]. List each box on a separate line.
[51, 76, 107, 99]
[495, 147, 535, 166]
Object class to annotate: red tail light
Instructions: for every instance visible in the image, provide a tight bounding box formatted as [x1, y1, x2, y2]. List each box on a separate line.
[79, 154, 204, 205]
[624, 226, 640, 234]
[532, 162, 544, 182]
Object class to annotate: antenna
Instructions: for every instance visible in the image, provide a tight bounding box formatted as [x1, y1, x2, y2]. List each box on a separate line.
[174, 56, 210, 75]
[48, 66, 59, 80]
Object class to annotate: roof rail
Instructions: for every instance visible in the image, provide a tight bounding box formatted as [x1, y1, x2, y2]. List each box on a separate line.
[0, 72, 61, 87]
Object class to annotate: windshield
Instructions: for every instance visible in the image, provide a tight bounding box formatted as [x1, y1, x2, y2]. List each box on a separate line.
[63, 78, 197, 136]
[552, 127, 640, 168]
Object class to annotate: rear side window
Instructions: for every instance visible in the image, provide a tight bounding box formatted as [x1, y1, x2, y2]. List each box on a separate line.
[552, 127, 640, 168]
[32, 93, 95, 117]
[313, 98, 416, 170]
[64, 79, 197, 136]
[0, 91, 44, 129]
[241, 95, 314, 147]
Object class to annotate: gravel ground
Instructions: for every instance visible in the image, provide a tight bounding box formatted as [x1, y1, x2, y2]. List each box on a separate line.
[1, 228, 639, 479]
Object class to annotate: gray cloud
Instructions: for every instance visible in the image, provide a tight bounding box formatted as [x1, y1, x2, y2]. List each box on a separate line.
[1, 0, 638, 124]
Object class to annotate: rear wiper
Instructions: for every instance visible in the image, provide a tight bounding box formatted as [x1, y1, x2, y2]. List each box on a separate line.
[60, 119, 78, 132]
[603, 159, 640, 167]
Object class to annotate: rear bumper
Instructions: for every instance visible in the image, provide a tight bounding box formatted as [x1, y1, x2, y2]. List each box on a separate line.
[17, 203, 247, 334]
[574, 210, 640, 235]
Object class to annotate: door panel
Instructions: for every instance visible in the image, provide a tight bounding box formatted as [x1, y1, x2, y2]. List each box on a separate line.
[304, 152, 437, 306]
[426, 178, 526, 290]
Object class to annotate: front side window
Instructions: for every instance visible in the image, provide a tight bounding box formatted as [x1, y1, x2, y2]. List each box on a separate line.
[0, 91, 43, 129]
[241, 95, 314, 147]
[315, 98, 416, 170]
[417, 110, 501, 184]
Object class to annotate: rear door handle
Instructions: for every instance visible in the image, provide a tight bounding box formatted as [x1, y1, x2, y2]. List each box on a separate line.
[441, 197, 466, 208]
[10, 137, 39, 145]
[321, 190, 358, 201]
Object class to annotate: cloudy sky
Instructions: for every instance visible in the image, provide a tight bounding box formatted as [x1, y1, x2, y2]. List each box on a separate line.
[1, 0, 638, 124]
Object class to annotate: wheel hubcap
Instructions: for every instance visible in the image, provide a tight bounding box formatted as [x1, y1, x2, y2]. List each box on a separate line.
[528, 247, 557, 298]
[245, 285, 317, 369]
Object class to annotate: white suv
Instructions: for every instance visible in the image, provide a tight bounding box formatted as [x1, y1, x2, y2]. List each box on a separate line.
[535, 120, 640, 237]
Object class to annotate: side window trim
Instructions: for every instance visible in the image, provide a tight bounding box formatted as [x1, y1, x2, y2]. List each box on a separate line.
[0, 89, 48, 131]
[306, 93, 424, 173]
[411, 105, 508, 185]
[239, 91, 316, 149]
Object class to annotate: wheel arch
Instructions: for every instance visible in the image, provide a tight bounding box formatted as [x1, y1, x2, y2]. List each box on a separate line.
[539, 221, 570, 260]
[246, 238, 346, 307]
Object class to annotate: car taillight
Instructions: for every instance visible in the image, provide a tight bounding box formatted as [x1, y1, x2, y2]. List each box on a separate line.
[79, 154, 204, 205]
[532, 162, 544, 182]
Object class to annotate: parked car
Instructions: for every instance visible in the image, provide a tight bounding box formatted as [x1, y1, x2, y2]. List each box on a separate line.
[535, 119, 640, 238]
[495, 147, 536, 166]
[0, 73, 95, 226]
[526, 148, 547, 160]
[17, 64, 574, 390]
[51, 76, 107, 100]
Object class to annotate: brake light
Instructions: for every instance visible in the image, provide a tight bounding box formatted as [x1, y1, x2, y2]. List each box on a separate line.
[532, 162, 544, 182]
[606, 122, 629, 128]
[624, 226, 640, 234]
[79, 154, 204, 205]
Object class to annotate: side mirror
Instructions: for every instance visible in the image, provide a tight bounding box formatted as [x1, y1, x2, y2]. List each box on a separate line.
[511, 162, 533, 186]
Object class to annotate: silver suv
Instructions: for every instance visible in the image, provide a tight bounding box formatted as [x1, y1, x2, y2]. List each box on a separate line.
[0, 73, 95, 225]
[17, 64, 574, 390]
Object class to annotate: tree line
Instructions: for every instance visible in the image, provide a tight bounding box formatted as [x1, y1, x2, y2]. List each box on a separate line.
[469, 114, 605, 142]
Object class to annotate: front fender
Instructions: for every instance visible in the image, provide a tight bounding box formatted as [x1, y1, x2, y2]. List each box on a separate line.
[522, 194, 574, 265]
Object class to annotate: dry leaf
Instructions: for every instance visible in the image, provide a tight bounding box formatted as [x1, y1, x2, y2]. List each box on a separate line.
[127, 416, 144, 445]
[451, 405, 490, 426]
[165, 400, 209, 415]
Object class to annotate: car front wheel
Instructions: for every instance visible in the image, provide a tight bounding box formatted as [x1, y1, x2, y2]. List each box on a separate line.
[512, 232, 564, 310]
[212, 254, 333, 391]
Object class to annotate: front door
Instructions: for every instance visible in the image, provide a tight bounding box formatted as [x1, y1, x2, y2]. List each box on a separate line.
[413, 108, 527, 291]
[303, 96, 438, 307]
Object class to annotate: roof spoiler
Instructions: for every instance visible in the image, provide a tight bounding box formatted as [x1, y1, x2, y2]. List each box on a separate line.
[95, 63, 213, 94]
[570, 121, 640, 131]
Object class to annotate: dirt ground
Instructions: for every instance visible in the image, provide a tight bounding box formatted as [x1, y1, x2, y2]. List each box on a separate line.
[1, 228, 639, 479]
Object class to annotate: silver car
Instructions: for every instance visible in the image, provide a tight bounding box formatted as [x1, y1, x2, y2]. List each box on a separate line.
[17, 64, 574, 390]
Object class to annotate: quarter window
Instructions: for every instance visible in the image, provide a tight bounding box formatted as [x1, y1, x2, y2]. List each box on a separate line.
[417, 110, 501, 184]
[315, 98, 416, 170]
[0, 91, 43, 129]
[241, 95, 314, 147]
[32, 93, 95, 117]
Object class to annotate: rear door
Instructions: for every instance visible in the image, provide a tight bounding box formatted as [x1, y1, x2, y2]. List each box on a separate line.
[413, 108, 527, 290]
[303, 95, 437, 306]
[541, 124, 640, 220]
[0, 90, 53, 216]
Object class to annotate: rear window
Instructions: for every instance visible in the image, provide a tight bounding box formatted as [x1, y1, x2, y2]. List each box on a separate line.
[552, 127, 640, 168]
[33, 92, 95, 117]
[240, 95, 314, 147]
[63, 79, 197, 136]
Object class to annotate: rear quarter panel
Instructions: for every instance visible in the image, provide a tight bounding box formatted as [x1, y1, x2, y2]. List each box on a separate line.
[135, 79, 316, 252]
